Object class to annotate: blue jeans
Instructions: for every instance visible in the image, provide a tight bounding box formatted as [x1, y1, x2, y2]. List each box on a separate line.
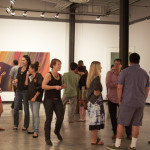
[14, 90, 29, 128]
[29, 101, 40, 134]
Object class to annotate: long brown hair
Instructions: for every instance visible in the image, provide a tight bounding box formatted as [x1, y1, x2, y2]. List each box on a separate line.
[86, 61, 101, 88]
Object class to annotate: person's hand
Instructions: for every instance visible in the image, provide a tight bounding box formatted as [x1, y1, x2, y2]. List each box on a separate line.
[118, 101, 122, 105]
[26, 71, 30, 76]
[61, 84, 66, 89]
[55, 86, 62, 90]
[1, 72, 6, 76]
[12, 79, 17, 84]
[31, 97, 36, 102]
[0, 88, 2, 91]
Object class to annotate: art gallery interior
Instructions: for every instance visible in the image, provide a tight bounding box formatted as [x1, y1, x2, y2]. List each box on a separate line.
[0, 0, 150, 150]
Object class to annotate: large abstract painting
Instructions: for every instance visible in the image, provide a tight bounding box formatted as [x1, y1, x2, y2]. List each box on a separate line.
[0, 51, 50, 91]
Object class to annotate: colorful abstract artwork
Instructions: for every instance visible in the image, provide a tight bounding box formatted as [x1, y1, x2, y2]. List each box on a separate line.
[0, 51, 50, 91]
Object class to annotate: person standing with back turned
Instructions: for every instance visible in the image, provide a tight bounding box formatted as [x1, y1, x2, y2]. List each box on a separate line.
[107, 53, 150, 150]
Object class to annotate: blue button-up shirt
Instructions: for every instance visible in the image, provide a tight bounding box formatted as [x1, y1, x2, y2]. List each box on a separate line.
[118, 64, 150, 107]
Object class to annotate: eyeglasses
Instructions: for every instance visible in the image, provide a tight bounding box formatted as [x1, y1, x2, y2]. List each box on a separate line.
[114, 63, 121, 65]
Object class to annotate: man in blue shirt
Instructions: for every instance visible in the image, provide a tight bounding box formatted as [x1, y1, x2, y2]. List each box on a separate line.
[107, 53, 150, 150]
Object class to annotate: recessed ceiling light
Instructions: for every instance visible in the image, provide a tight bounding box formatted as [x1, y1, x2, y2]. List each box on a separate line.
[55, 13, 59, 19]
[96, 16, 100, 21]
[40, 12, 45, 18]
[10, 0, 16, 5]
[6, 6, 12, 14]
[23, 11, 27, 17]
[11, 10, 15, 16]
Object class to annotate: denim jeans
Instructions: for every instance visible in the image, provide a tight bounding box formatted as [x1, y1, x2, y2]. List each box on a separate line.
[29, 101, 40, 134]
[44, 99, 64, 140]
[14, 90, 29, 128]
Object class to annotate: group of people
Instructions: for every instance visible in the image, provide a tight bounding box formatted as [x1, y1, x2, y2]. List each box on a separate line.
[0, 53, 150, 150]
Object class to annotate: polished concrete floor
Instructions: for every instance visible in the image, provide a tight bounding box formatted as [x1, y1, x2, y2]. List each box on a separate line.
[0, 103, 150, 150]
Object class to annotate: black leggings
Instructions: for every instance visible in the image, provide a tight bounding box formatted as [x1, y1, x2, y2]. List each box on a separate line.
[44, 99, 64, 140]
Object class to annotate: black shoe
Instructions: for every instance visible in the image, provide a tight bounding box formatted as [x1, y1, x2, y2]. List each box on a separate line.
[54, 131, 63, 141]
[28, 131, 34, 134]
[46, 139, 53, 146]
[33, 134, 38, 138]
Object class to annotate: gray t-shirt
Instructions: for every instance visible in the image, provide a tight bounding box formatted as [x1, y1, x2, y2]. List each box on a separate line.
[118, 64, 150, 107]
[9, 65, 19, 86]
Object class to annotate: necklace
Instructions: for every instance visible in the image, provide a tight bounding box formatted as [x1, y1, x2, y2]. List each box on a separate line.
[52, 72, 59, 79]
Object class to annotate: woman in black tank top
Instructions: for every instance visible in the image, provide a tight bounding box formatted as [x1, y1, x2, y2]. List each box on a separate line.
[42, 58, 65, 146]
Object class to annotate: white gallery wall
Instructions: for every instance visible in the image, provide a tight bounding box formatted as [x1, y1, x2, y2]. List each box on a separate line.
[75, 23, 119, 99]
[0, 18, 69, 101]
[0, 18, 150, 103]
[130, 20, 150, 103]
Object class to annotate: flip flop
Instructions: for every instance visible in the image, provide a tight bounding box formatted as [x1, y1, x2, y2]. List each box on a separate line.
[91, 138, 104, 145]
[0, 128, 5, 131]
[22, 128, 27, 131]
[13, 127, 18, 130]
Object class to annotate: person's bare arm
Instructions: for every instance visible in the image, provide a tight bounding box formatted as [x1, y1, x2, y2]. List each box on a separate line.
[31, 91, 40, 102]
[117, 84, 123, 104]
[42, 73, 61, 90]
[81, 86, 85, 100]
[25, 71, 30, 86]
[145, 87, 150, 99]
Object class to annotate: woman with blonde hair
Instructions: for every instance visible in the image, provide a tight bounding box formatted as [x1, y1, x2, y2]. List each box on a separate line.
[86, 61, 105, 145]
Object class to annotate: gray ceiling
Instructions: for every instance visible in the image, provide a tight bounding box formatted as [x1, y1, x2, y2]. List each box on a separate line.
[0, 0, 150, 23]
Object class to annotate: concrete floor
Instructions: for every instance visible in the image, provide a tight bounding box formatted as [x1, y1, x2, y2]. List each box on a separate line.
[0, 103, 150, 150]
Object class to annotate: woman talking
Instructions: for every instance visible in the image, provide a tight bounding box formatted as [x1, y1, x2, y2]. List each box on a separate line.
[13, 55, 31, 130]
[42, 58, 65, 146]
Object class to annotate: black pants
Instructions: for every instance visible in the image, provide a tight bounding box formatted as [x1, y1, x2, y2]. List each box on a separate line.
[44, 99, 64, 140]
[11, 86, 22, 109]
[108, 100, 131, 136]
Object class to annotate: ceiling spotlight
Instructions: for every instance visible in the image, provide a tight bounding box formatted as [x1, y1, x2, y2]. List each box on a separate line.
[23, 11, 27, 17]
[55, 13, 59, 19]
[40, 12, 45, 18]
[6, 5, 12, 14]
[11, 10, 15, 16]
[10, 0, 16, 5]
[96, 16, 101, 21]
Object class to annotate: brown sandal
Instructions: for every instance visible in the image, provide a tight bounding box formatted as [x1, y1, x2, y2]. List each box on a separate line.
[91, 138, 104, 145]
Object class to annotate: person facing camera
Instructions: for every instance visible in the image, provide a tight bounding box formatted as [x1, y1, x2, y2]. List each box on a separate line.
[12, 55, 31, 131]
[25, 62, 43, 138]
[42, 58, 65, 146]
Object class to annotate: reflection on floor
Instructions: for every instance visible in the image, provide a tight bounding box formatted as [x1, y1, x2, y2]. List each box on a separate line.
[0, 103, 150, 150]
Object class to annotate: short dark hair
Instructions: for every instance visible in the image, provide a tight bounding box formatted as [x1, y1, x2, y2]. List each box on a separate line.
[129, 53, 140, 64]
[13, 60, 18, 65]
[78, 60, 84, 67]
[70, 62, 78, 71]
[114, 58, 122, 64]
[111, 64, 114, 69]
[78, 66, 86, 72]
[30, 62, 39, 72]
[50, 58, 61, 69]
